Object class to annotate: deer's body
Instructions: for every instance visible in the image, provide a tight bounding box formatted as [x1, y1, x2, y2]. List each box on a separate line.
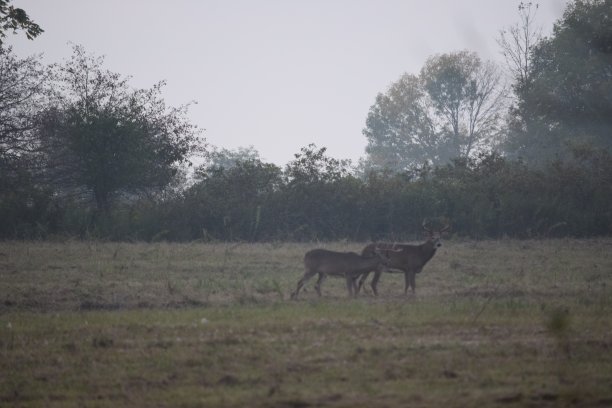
[291, 249, 388, 299]
[359, 223, 448, 295]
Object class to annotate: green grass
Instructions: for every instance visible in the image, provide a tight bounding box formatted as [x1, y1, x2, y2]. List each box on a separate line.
[1, 239, 612, 407]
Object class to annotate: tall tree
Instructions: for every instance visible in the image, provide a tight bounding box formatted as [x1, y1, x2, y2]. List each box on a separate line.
[0, 0, 43, 44]
[506, 0, 612, 162]
[363, 74, 437, 172]
[498, 2, 542, 91]
[497, 2, 544, 161]
[0, 45, 47, 169]
[363, 51, 506, 172]
[38, 45, 204, 213]
[421, 51, 507, 159]
[0, 45, 50, 238]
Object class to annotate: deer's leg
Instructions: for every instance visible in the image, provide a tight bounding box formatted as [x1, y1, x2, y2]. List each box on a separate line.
[345, 275, 355, 298]
[291, 277, 306, 299]
[357, 271, 370, 294]
[314, 273, 326, 297]
[410, 268, 421, 293]
[370, 269, 382, 296]
[352, 274, 362, 296]
[404, 271, 414, 295]
[291, 268, 316, 299]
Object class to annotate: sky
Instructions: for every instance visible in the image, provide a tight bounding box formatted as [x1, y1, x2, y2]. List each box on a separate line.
[8, 0, 568, 166]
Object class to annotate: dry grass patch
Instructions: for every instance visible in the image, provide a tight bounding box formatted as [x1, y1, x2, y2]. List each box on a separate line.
[1, 239, 611, 406]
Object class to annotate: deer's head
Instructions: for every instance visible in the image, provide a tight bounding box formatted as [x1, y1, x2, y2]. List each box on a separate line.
[423, 221, 450, 248]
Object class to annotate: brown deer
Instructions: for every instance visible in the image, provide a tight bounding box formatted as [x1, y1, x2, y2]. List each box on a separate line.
[290, 248, 391, 299]
[358, 222, 449, 296]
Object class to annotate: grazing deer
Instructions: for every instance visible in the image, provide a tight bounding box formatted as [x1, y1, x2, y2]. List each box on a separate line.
[290, 248, 390, 299]
[358, 222, 449, 296]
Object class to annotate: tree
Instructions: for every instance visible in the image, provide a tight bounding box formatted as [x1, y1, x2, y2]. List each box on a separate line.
[362, 74, 437, 172]
[0, 45, 47, 170]
[279, 144, 357, 240]
[38, 45, 204, 213]
[0, 45, 53, 238]
[497, 2, 544, 161]
[200, 145, 262, 172]
[284, 143, 351, 184]
[506, 0, 612, 162]
[363, 51, 506, 172]
[187, 158, 282, 240]
[0, 0, 43, 44]
[421, 51, 507, 159]
[498, 2, 542, 91]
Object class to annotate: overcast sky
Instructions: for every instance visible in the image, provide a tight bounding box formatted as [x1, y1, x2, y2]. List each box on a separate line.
[9, 0, 568, 166]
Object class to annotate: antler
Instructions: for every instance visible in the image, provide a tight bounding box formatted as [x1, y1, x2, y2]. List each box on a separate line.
[423, 220, 450, 235]
[422, 220, 433, 236]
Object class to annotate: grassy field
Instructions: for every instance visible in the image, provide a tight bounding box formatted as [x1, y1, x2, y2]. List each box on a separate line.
[1, 239, 611, 407]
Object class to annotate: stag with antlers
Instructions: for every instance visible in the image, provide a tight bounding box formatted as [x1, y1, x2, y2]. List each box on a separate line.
[358, 221, 450, 296]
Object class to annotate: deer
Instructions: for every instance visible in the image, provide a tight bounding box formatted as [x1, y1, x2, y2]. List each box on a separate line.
[357, 222, 450, 296]
[290, 248, 392, 299]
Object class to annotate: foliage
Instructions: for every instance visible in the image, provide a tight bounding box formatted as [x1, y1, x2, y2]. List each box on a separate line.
[0, 0, 43, 44]
[497, 2, 542, 92]
[421, 51, 507, 158]
[283, 143, 351, 184]
[363, 52, 506, 171]
[3, 142, 612, 240]
[505, 0, 612, 163]
[0, 45, 48, 172]
[199, 145, 261, 171]
[276, 144, 356, 240]
[2, 1, 612, 241]
[0, 163, 55, 238]
[186, 158, 282, 241]
[0, 45, 51, 238]
[362, 74, 437, 171]
[37, 45, 204, 213]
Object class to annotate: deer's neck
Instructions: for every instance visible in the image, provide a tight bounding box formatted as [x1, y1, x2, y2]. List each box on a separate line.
[419, 241, 437, 264]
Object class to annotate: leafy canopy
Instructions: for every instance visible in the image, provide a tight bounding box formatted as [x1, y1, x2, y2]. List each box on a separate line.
[505, 0, 612, 162]
[363, 51, 506, 172]
[0, 0, 43, 44]
[39, 45, 204, 212]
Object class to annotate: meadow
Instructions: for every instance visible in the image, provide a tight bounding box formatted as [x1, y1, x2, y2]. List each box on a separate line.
[1, 239, 611, 407]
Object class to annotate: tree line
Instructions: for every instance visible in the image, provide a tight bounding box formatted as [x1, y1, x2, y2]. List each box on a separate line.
[3, 142, 611, 241]
[1, 0, 611, 241]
